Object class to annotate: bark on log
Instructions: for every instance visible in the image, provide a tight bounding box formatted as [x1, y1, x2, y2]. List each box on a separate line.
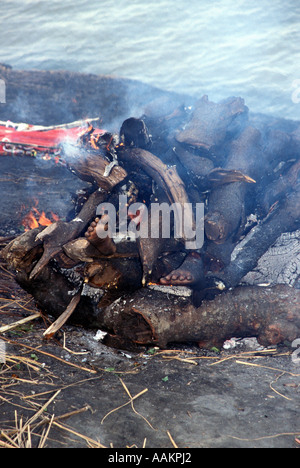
[204, 183, 300, 293]
[100, 284, 300, 349]
[66, 143, 127, 191]
[1, 188, 108, 280]
[259, 158, 300, 216]
[116, 145, 196, 278]
[117, 146, 193, 217]
[2, 228, 299, 350]
[175, 95, 248, 151]
[204, 126, 261, 244]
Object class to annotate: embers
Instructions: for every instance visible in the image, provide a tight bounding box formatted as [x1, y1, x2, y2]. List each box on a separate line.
[20, 198, 59, 232]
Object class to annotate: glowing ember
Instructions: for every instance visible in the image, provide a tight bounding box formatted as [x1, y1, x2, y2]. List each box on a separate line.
[21, 199, 59, 231]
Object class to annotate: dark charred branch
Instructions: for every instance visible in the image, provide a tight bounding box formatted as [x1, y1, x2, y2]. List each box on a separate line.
[67, 146, 127, 191]
[175, 95, 248, 152]
[117, 147, 191, 207]
[259, 158, 300, 216]
[204, 126, 263, 244]
[5, 188, 109, 281]
[172, 144, 254, 195]
[204, 183, 300, 294]
[119, 117, 151, 149]
[204, 182, 248, 244]
[2, 236, 299, 350]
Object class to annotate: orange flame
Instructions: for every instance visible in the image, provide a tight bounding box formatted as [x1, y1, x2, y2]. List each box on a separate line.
[21, 199, 59, 231]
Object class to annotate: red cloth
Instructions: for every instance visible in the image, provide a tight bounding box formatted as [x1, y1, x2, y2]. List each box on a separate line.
[0, 122, 104, 157]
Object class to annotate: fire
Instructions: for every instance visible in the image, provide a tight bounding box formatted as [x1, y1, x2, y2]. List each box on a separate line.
[21, 199, 59, 231]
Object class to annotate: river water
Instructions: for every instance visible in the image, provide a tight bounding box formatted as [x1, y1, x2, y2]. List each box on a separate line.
[0, 0, 300, 120]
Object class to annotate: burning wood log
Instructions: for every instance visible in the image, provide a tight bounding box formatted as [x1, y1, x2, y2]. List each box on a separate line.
[1, 65, 299, 352]
[27, 189, 110, 280]
[67, 135, 127, 191]
[2, 231, 299, 351]
[22, 129, 128, 280]
[100, 284, 300, 349]
[172, 144, 255, 194]
[117, 146, 193, 213]
[116, 145, 196, 280]
[259, 158, 300, 216]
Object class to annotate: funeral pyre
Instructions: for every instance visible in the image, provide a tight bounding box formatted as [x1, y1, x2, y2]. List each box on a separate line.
[1, 94, 300, 350]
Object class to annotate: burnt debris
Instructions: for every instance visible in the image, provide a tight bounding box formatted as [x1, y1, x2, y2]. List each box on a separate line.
[0, 66, 299, 350]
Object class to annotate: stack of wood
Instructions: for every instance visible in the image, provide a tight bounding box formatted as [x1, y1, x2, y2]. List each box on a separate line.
[1, 93, 300, 350]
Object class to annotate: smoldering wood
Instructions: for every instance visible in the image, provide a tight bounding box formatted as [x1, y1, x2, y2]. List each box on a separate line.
[175, 95, 248, 151]
[2, 235, 299, 350]
[116, 146, 193, 213]
[66, 143, 128, 191]
[204, 183, 300, 293]
[43, 289, 82, 339]
[86, 285, 300, 349]
[119, 117, 151, 148]
[1, 65, 300, 351]
[28, 188, 110, 280]
[259, 158, 300, 216]
[172, 144, 254, 194]
[204, 126, 265, 245]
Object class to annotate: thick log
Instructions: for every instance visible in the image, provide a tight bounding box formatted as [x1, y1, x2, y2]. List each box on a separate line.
[3, 235, 299, 350]
[204, 183, 300, 295]
[175, 95, 248, 151]
[172, 144, 254, 194]
[1, 189, 109, 280]
[259, 158, 300, 215]
[100, 284, 300, 349]
[204, 126, 263, 244]
[117, 146, 193, 214]
[66, 143, 127, 191]
[2, 227, 299, 350]
[117, 146, 196, 277]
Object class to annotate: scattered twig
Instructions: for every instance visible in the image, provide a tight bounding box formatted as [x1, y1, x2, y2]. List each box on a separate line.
[101, 378, 153, 430]
[228, 431, 300, 442]
[43, 291, 82, 339]
[269, 372, 293, 401]
[51, 420, 106, 448]
[235, 360, 300, 377]
[0, 312, 41, 334]
[1, 336, 97, 374]
[167, 430, 178, 448]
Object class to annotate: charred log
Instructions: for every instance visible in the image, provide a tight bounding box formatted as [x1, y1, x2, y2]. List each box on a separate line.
[204, 126, 263, 245]
[119, 117, 151, 149]
[100, 285, 300, 349]
[16, 188, 109, 280]
[202, 183, 300, 298]
[259, 158, 300, 216]
[175, 95, 248, 152]
[2, 233, 299, 351]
